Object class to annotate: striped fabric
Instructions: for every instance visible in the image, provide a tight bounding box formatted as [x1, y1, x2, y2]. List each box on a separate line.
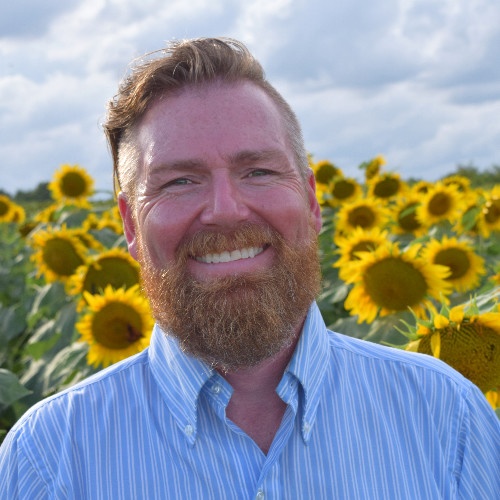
[1, 303, 499, 499]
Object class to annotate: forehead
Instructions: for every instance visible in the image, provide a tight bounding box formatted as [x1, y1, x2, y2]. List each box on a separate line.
[135, 81, 292, 166]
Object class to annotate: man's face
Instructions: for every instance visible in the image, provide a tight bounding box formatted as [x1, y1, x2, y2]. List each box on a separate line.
[119, 81, 322, 369]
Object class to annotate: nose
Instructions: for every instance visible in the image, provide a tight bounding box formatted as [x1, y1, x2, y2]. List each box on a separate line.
[199, 172, 250, 226]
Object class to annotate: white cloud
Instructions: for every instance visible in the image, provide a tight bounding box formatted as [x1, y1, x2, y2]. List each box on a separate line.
[1, 0, 499, 195]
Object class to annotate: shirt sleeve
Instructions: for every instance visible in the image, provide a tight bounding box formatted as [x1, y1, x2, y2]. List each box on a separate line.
[455, 384, 500, 499]
[0, 427, 48, 500]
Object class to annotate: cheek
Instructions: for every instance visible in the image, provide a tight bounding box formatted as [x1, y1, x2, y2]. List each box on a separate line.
[260, 197, 313, 242]
[140, 204, 192, 263]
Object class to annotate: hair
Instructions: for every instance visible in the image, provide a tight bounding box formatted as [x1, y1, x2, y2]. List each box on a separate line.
[103, 37, 309, 198]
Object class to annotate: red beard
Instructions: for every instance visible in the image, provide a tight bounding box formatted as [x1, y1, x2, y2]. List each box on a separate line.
[139, 222, 321, 371]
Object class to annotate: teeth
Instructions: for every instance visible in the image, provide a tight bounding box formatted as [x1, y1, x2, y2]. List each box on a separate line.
[196, 246, 264, 264]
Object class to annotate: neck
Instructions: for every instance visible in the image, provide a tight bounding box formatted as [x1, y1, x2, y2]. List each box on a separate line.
[218, 330, 301, 454]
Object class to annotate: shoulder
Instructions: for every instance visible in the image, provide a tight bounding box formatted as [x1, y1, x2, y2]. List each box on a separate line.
[9, 348, 151, 440]
[327, 330, 474, 396]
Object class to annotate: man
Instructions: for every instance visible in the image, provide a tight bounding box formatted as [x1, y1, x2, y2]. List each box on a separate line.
[1, 37, 498, 498]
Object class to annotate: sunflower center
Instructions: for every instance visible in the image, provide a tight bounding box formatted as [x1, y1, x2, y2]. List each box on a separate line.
[484, 198, 500, 224]
[61, 172, 88, 198]
[92, 302, 144, 349]
[349, 241, 378, 260]
[83, 257, 140, 295]
[363, 257, 428, 311]
[331, 180, 355, 200]
[42, 238, 85, 276]
[374, 178, 399, 198]
[0, 200, 9, 216]
[315, 163, 339, 184]
[398, 203, 421, 232]
[428, 192, 451, 216]
[418, 322, 500, 392]
[433, 248, 470, 280]
[347, 206, 376, 229]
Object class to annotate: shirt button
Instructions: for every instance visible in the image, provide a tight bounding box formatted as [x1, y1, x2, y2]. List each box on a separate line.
[212, 383, 221, 394]
[256, 490, 264, 499]
[303, 422, 311, 433]
[184, 424, 193, 436]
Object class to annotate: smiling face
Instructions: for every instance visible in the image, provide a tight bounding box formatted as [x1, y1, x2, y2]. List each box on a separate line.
[118, 80, 322, 368]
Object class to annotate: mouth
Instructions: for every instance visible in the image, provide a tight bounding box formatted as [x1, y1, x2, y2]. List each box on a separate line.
[193, 245, 266, 264]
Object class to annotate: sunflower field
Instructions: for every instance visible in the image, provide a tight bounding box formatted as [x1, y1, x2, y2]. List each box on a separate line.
[1, 159, 499, 442]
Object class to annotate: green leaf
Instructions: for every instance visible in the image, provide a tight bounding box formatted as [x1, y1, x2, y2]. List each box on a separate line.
[30, 282, 67, 316]
[43, 343, 89, 392]
[24, 334, 62, 360]
[0, 305, 28, 343]
[0, 369, 32, 407]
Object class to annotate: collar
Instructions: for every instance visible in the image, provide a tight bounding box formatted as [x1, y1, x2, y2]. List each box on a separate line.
[282, 302, 330, 442]
[148, 325, 214, 445]
[148, 302, 330, 445]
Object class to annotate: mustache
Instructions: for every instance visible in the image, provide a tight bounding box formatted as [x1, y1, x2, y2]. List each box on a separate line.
[176, 223, 282, 261]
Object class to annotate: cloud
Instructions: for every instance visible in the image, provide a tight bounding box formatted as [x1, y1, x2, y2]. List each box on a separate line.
[1, 0, 499, 195]
[0, 0, 80, 39]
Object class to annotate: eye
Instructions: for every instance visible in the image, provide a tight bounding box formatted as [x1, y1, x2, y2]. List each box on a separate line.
[247, 168, 274, 178]
[161, 177, 193, 188]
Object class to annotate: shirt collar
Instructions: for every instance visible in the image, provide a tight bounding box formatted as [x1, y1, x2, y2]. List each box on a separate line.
[148, 302, 330, 445]
[148, 324, 214, 445]
[284, 302, 330, 442]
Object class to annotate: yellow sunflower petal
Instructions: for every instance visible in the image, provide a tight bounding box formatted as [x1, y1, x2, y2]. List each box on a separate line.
[433, 314, 449, 329]
[430, 331, 441, 358]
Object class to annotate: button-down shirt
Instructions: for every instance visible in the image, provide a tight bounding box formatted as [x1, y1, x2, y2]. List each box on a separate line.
[1, 303, 499, 498]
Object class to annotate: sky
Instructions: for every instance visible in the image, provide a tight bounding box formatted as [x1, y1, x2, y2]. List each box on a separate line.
[1, 0, 500, 196]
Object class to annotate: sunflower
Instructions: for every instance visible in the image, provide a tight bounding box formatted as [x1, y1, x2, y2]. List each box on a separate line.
[452, 191, 482, 236]
[0, 194, 16, 222]
[335, 197, 390, 234]
[344, 242, 451, 323]
[416, 181, 462, 227]
[30, 226, 88, 282]
[49, 164, 94, 206]
[33, 203, 60, 224]
[82, 211, 123, 234]
[333, 227, 389, 281]
[326, 177, 362, 207]
[476, 186, 500, 237]
[485, 389, 499, 410]
[105, 205, 123, 225]
[70, 228, 103, 251]
[359, 155, 386, 181]
[421, 236, 486, 293]
[391, 197, 426, 236]
[367, 172, 407, 201]
[312, 160, 343, 187]
[68, 247, 140, 302]
[98, 213, 123, 234]
[411, 180, 432, 195]
[81, 213, 100, 231]
[76, 285, 153, 367]
[408, 304, 500, 393]
[442, 174, 471, 193]
[10, 203, 26, 224]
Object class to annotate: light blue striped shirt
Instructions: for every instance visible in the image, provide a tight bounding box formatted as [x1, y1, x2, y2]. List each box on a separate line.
[1, 303, 499, 499]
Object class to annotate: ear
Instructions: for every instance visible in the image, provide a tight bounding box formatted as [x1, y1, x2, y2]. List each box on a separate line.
[306, 168, 322, 233]
[118, 192, 138, 261]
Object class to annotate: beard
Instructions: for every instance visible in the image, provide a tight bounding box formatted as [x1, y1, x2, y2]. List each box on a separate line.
[138, 222, 321, 371]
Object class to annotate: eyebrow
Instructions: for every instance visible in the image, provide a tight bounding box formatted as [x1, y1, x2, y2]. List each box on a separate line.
[228, 149, 287, 166]
[149, 149, 287, 175]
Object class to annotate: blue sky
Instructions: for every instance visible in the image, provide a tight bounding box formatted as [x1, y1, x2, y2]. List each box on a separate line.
[1, 0, 499, 195]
